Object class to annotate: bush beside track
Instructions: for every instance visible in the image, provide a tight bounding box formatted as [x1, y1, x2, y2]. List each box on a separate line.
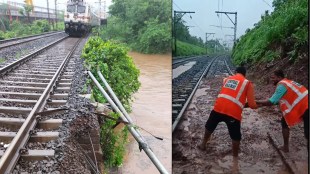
[0, 19, 64, 40]
[175, 40, 206, 57]
[82, 36, 140, 168]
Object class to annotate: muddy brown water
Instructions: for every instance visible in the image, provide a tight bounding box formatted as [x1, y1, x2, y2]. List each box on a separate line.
[120, 52, 172, 174]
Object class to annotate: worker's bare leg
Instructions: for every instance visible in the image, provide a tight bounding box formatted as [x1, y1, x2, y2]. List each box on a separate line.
[232, 140, 240, 157]
[303, 110, 309, 151]
[198, 129, 212, 150]
[280, 128, 290, 152]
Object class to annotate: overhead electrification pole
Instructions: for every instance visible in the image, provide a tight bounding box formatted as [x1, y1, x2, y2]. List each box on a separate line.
[173, 10, 195, 56]
[55, 0, 57, 29]
[215, 11, 237, 45]
[210, 25, 234, 29]
[47, 0, 50, 26]
[205, 32, 215, 55]
[99, 0, 101, 28]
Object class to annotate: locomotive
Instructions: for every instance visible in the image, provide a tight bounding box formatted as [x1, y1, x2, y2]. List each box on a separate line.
[64, 0, 100, 36]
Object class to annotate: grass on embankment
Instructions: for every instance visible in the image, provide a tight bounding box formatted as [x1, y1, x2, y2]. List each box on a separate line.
[175, 40, 206, 57]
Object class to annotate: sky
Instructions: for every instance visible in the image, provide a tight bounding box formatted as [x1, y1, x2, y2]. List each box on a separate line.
[2, 0, 112, 12]
[173, 0, 274, 47]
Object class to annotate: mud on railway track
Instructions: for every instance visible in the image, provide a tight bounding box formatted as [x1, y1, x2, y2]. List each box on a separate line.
[172, 55, 308, 174]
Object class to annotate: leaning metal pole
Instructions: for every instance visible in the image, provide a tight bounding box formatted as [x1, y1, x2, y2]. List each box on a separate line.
[87, 71, 169, 174]
[97, 71, 134, 122]
[97, 70, 151, 149]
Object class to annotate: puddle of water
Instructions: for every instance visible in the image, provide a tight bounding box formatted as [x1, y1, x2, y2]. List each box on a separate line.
[121, 52, 171, 174]
[172, 61, 196, 79]
[194, 87, 209, 96]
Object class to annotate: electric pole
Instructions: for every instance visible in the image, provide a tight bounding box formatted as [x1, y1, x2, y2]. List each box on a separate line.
[205, 32, 215, 55]
[173, 10, 195, 56]
[47, 0, 50, 27]
[55, 0, 57, 29]
[215, 11, 237, 45]
[99, 0, 101, 29]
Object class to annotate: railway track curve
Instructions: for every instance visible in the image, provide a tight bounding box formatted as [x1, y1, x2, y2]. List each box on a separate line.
[172, 55, 234, 132]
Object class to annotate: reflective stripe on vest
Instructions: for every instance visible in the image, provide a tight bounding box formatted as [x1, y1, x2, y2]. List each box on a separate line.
[218, 79, 249, 109]
[279, 80, 308, 115]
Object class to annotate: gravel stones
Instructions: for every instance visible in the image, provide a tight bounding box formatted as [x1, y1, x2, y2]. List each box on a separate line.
[13, 35, 100, 173]
[0, 33, 67, 68]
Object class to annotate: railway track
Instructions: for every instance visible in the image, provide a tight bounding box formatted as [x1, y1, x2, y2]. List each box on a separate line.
[172, 55, 207, 66]
[0, 35, 82, 173]
[172, 55, 234, 132]
[0, 31, 64, 50]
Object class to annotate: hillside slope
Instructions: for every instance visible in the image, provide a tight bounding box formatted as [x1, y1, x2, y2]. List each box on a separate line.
[232, 0, 308, 87]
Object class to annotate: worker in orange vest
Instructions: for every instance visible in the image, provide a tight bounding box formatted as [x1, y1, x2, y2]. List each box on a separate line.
[256, 70, 308, 152]
[198, 67, 258, 157]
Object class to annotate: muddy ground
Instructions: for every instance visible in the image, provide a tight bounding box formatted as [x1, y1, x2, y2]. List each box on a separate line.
[172, 74, 308, 174]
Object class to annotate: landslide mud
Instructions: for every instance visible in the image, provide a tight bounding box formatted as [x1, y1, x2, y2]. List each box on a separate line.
[172, 75, 308, 174]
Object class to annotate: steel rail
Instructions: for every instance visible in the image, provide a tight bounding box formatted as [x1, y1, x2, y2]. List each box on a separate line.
[0, 31, 64, 45]
[0, 35, 69, 76]
[172, 55, 205, 65]
[0, 31, 64, 50]
[0, 37, 81, 173]
[88, 71, 169, 174]
[223, 56, 234, 75]
[172, 56, 219, 132]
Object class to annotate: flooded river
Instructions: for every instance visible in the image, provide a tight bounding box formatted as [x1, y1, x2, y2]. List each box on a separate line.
[121, 52, 172, 173]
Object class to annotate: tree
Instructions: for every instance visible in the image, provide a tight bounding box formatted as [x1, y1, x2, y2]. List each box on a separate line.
[106, 0, 171, 53]
[19, 4, 33, 23]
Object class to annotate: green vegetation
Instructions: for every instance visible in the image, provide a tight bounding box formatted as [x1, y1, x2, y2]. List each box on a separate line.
[0, 19, 64, 40]
[0, 58, 5, 63]
[174, 39, 230, 57]
[82, 37, 141, 168]
[19, 4, 33, 23]
[176, 40, 206, 56]
[173, 13, 229, 56]
[232, 0, 308, 65]
[82, 37, 140, 110]
[0, 3, 64, 40]
[100, 112, 128, 167]
[99, 0, 171, 54]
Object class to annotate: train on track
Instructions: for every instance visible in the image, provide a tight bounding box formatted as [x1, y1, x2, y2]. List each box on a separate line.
[64, 0, 100, 37]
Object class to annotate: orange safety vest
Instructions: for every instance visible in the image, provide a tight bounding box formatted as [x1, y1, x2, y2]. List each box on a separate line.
[277, 78, 308, 127]
[214, 73, 250, 121]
